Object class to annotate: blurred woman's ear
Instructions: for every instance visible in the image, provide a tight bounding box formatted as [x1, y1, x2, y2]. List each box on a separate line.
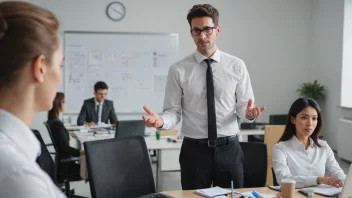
[32, 55, 46, 83]
[290, 116, 296, 125]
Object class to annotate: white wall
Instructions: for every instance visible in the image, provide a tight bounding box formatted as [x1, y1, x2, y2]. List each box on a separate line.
[341, 0, 352, 109]
[28, 0, 313, 143]
[311, 0, 345, 150]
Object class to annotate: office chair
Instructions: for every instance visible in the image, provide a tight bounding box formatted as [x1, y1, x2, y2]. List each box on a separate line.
[33, 129, 57, 183]
[115, 119, 146, 139]
[33, 129, 86, 198]
[269, 114, 288, 125]
[272, 167, 279, 186]
[240, 142, 268, 187]
[43, 122, 84, 198]
[84, 136, 156, 198]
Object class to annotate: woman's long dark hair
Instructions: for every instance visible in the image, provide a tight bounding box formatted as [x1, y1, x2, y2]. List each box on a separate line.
[278, 97, 322, 147]
[48, 92, 64, 120]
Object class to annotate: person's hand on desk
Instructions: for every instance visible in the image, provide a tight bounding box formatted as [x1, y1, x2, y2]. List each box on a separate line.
[142, 106, 164, 128]
[80, 150, 85, 155]
[245, 99, 266, 120]
[85, 122, 96, 127]
[317, 177, 344, 188]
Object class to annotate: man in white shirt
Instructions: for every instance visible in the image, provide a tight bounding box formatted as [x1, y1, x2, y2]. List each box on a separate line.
[142, 4, 265, 189]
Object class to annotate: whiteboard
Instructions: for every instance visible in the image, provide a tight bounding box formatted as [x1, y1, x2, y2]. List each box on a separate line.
[64, 31, 178, 113]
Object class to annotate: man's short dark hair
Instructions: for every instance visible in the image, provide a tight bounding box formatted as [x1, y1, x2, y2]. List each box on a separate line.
[187, 4, 219, 28]
[94, 81, 108, 92]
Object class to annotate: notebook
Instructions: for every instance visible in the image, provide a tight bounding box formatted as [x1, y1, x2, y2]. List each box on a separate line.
[194, 186, 231, 197]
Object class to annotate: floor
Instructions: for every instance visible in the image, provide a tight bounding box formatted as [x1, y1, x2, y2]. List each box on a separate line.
[70, 155, 351, 198]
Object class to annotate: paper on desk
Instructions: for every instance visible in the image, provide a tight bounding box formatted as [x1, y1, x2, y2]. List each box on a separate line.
[241, 192, 276, 198]
[194, 186, 231, 197]
[89, 123, 112, 129]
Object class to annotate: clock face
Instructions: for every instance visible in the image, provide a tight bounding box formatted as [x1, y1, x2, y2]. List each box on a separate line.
[106, 2, 126, 21]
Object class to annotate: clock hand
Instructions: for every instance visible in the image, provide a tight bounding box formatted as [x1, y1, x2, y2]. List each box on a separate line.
[112, 8, 123, 15]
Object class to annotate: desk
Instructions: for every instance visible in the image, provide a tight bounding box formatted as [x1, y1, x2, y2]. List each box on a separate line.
[162, 187, 326, 198]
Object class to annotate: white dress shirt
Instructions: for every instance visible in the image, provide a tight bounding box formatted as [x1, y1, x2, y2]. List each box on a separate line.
[273, 135, 346, 188]
[94, 99, 104, 124]
[161, 48, 255, 139]
[0, 109, 66, 198]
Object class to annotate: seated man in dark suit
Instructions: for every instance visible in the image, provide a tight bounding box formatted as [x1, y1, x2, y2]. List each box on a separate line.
[77, 81, 118, 126]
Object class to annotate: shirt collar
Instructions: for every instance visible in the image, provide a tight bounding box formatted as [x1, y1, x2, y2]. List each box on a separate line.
[0, 109, 40, 161]
[94, 98, 104, 106]
[290, 135, 315, 149]
[194, 47, 221, 65]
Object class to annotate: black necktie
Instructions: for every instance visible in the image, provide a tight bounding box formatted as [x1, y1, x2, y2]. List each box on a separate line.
[96, 104, 100, 123]
[204, 59, 217, 147]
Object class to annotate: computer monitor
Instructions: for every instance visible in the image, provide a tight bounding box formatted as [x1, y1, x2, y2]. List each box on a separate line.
[269, 114, 288, 125]
[115, 120, 146, 139]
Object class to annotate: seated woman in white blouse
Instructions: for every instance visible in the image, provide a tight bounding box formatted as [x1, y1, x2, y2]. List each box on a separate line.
[272, 97, 346, 188]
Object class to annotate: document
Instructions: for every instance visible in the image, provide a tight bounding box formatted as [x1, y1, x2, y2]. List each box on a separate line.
[194, 186, 231, 198]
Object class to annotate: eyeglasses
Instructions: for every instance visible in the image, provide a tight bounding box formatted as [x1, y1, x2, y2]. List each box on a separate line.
[96, 93, 108, 97]
[190, 26, 217, 36]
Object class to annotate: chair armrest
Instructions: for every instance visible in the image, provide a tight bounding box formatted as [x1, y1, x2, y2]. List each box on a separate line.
[45, 143, 53, 147]
[60, 156, 81, 163]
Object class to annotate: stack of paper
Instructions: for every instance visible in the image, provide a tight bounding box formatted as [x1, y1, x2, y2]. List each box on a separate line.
[194, 186, 231, 197]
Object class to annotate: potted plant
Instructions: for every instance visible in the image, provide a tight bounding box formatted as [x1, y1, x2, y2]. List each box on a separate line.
[297, 80, 325, 100]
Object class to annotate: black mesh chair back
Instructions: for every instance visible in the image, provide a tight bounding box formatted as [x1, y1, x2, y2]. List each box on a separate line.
[240, 142, 268, 187]
[32, 129, 57, 183]
[269, 114, 288, 125]
[84, 136, 155, 198]
[115, 120, 146, 139]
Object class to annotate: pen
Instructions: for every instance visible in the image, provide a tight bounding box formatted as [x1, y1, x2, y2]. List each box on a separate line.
[231, 180, 234, 198]
[252, 191, 263, 198]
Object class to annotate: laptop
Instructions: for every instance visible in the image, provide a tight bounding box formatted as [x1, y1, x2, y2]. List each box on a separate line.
[115, 120, 146, 139]
[339, 163, 352, 198]
[301, 164, 352, 197]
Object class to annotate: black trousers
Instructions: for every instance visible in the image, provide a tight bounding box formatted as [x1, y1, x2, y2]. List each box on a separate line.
[179, 136, 244, 190]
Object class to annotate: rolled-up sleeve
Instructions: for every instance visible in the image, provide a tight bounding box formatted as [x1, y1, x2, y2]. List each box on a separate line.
[160, 65, 182, 130]
[325, 144, 346, 181]
[234, 60, 255, 123]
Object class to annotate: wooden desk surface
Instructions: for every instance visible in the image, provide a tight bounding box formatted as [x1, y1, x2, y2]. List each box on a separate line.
[162, 187, 326, 198]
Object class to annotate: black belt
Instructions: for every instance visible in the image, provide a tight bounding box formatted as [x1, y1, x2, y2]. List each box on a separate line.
[184, 136, 238, 147]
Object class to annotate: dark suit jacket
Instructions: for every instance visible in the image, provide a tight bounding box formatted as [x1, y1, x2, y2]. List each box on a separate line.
[77, 98, 118, 126]
[47, 118, 80, 159]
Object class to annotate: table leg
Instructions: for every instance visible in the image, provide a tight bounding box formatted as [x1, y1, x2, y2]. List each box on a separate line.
[156, 149, 160, 191]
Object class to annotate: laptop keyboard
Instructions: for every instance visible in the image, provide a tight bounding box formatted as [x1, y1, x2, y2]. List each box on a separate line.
[150, 194, 169, 198]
